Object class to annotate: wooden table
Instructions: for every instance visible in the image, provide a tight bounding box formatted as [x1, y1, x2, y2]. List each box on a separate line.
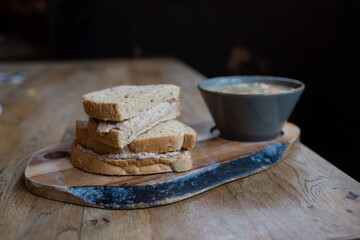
[1, 58, 359, 240]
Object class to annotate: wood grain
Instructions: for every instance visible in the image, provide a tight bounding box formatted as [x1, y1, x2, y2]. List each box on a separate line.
[1, 58, 360, 239]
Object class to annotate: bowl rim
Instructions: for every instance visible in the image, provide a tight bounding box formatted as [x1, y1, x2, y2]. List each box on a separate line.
[198, 75, 305, 97]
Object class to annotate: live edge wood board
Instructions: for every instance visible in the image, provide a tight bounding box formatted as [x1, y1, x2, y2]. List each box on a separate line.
[25, 122, 299, 209]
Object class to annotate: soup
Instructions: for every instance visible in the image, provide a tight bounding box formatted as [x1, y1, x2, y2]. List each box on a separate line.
[206, 82, 294, 94]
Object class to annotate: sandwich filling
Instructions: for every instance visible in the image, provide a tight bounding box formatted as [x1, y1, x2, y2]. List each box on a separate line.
[97, 100, 178, 135]
[76, 142, 181, 159]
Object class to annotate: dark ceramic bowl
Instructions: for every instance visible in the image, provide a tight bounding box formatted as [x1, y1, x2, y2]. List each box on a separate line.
[198, 76, 305, 142]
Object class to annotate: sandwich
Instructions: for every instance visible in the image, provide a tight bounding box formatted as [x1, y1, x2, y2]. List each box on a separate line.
[70, 84, 197, 176]
[82, 84, 182, 148]
[75, 120, 197, 154]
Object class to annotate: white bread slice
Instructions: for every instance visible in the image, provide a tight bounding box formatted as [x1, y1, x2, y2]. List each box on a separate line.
[70, 141, 193, 175]
[87, 103, 181, 148]
[82, 84, 181, 121]
[76, 120, 197, 154]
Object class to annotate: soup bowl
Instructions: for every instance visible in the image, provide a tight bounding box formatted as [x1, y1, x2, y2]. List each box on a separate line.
[198, 76, 305, 142]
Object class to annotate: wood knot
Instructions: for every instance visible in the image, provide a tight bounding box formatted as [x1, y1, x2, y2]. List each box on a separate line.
[346, 191, 359, 200]
[89, 219, 97, 225]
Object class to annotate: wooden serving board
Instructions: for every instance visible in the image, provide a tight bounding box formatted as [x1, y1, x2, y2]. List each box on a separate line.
[25, 122, 300, 209]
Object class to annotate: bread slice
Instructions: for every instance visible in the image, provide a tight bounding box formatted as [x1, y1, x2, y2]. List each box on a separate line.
[82, 84, 181, 121]
[87, 103, 181, 148]
[70, 141, 193, 175]
[76, 120, 197, 154]
[129, 120, 197, 153]
[76, 120, 133, 154]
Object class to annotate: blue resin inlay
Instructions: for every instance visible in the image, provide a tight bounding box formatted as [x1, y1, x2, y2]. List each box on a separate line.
[70, 142, 289, 208]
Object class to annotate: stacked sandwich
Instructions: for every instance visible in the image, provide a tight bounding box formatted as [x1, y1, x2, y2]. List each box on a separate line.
[70, 84, 197, 175]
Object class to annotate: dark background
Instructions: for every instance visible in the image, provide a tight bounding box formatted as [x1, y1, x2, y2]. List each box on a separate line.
[1, 0, 359, 180]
